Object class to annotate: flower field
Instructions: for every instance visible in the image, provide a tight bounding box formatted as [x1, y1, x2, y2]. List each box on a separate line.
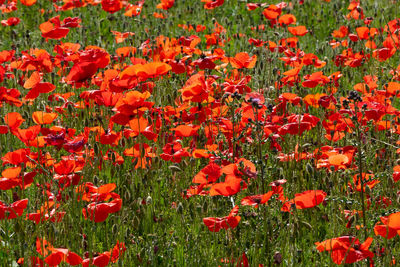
[1, 0, 400, 265]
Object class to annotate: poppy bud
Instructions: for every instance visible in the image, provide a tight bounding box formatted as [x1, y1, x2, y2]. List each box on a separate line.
[120, 137, 125, 147]
[297, 250, 303, 262]
[124, 189, 131, 201]
[23, 110, 30, 122]
[196, 204, 202, 213]
[177, 202, 183, 214]
[202, 201, 208, 212]
[12, 191, 19, 202]
[306, 163, 314, 175]
[274, 252, 282, 265]
[94, 142, 99, 155]
[146, 195, 152, 205]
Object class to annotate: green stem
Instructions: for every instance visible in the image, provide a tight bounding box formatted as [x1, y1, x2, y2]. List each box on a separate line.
[355, 112, 367, 240]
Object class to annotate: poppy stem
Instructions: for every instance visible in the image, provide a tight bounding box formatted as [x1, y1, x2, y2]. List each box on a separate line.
[357, 129, 367, 238]
[253, 103, 264, 192]
[354, 104, 367, 240]
[230, 100, 236, 163]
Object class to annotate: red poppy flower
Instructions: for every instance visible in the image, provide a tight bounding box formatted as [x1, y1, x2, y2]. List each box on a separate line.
[0, 87, 22, 107]
[373, 47, 394, 61]
[203, 206, 241, 232]
[241, 191, 274, 208]
[32, 111, 58, 125]
[0, 125, 7, 134]
[39, 16, 80, 40]
[36, 238, 82, 266]
[44, 130, 66, 147]
[27, 201, 65, 224]
[83, 198, 122, 223]
[53, 158, 81, 175]
[351, 173, 379, 192]
[294, 190, 327, 209]
[0, 199, 28, 220]
[124, 1, 145, 17]
[123, 143, 155, 169]
[156, 0, 175, 10]
[1, 17, 20, 26]
[315, 236, 374, 264]
[283, 64, 302, 77]
[302, 71, 329, 88]
[112, 91, 154, 123]
[346, 1, 364, 20]
[262, 4, 281, 20]
[23, 71, 55, 99]
[208, 159, 255, 196]
[120, 62, 172, 80]
[192, 161, 221, 184]
[374, 213, 400, 239]
[160, 141, 191, 163]
[278, 122, 313, 136]
[65, 61, 99, 83]
[20, 0, 36, 6]
[302, 53, 326, 68]
[111, 31, 135, 44]
[288, 25, 308, 36]
[0, 170, 36, 190]
[192, 56, 216, 70]
[202, 0, 224, 9]
[247, 3, 265, 11]
[82, 242, 125, 267]
[4, 112, 24, 130]
[170, 124, 200, 137]
[45, 249, 82, 266]
[77, 182, 118, 202]
[179, 72, 211, 103]
[63, 136, 87, 153]
[0, 50, 14, 63]
[332, 26, 349, 38]
[209, 177, 243, 196]
[316, 146, 356, 170]
[13, 125, 42, 146]
[229, 52, 257, 69]
[278, 14, 296, 25]
[66, 48, 109, 83]
[1, 148, 30, 166]
[110, 241, 126, 263]
[101, 0, 122, 13]
[82, 253, 110, 267]
[279, 92, 301, 105]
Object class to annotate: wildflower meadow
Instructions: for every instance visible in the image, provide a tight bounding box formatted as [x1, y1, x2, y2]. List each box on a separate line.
[0, 0, 400, 266]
